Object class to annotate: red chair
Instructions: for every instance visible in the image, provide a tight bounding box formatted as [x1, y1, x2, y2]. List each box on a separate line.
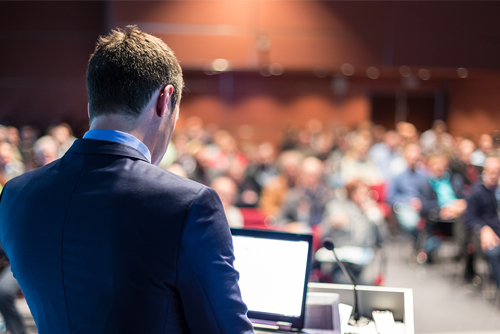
[240, 208, 273, 230]
[370, 183, 391, 218]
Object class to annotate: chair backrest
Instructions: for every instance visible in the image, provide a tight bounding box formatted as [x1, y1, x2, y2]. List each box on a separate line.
[240, 208, 271, 229]
[370, 183, 387, 203]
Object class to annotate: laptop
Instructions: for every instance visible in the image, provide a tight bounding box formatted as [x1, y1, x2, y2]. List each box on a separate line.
[230, 228, 314, 333]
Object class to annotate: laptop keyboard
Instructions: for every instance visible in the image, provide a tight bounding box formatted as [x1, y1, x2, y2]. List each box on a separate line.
[254, 329, 336, 334]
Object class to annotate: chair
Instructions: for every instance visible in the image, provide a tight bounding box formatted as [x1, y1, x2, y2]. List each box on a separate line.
[369, 183, 391, 219]
[240, 207, 273, 230]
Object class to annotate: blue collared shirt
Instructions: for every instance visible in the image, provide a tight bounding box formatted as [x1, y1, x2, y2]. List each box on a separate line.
[429, 172, 457, 207]
[388, 167, 428, 205]
[83, 129, 152, 163]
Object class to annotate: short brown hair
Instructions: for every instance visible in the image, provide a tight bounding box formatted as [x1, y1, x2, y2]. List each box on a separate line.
[345, 179, 367, 200]
[87, 25, 183, 121]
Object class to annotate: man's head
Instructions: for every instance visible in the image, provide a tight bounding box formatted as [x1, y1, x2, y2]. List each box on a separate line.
[345, 179, 369, 206]
[51, 123, 73, 145]
[478, 133, 493, 154]
[7, 126, 20, 147]
[298, 156, 324, 189]
[34, 136, 59, 166]
[457, 138, 475, 164]
[350, 131, 371, 157]
[482, 155, 500, 188]
[384, 130, 401, 150]
[432, 120, 447, 135]
[211, 176, 238, 210]
[0, 142, 14, 165]
[427, 153, 449, 178]
[87, 26, 183, 121]
[87, 26, 183, 165]
[404, 143, 421, 168]
[256, 142, 276, 165]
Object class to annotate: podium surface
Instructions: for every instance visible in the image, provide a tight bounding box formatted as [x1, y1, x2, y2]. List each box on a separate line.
[308, 282, 414, 334]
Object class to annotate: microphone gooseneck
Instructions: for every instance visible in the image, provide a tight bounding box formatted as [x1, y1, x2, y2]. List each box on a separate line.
[322, 238, 360, 321]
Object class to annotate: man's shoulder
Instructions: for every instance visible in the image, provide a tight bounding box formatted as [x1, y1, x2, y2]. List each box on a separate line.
[393, 168, 425, 181]
[391, 169, 407, 182]
[2, 155, 209, 204]
[468, 182, 487, 196]
[130, 160, 207, 193]
[3, 160, 57, 190]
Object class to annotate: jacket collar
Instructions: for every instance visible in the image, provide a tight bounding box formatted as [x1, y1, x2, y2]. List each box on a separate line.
[66, 138, 150, 163]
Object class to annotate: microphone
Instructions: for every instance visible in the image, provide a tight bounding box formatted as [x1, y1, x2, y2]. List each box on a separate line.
[323, 238, 360, 322]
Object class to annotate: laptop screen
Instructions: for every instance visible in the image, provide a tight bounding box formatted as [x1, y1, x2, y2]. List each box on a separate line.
[231, 228, 313, 330]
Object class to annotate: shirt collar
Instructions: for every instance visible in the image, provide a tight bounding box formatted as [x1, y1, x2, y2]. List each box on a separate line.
[83, 129, 152, 163]
[429, 171, 450, 182]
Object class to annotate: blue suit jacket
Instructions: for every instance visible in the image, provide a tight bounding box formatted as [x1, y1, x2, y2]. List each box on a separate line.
[0, 139, 254, 334]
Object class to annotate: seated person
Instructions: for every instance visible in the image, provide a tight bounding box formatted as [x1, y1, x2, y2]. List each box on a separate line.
[246, 141, 278, 190]
[465, 155, 500, 289]
[33, 135, 59, 167]
[449, 138, 479, 196]
[470, 133, 494, 170]
[320, 179, 384, 283]
[340, 131, 383, 186]
[278, 157, 334, 227]
[211, 176, 244, 228]
[419, 153, 466, 261]
[0, 142, 25, 181]
[227, 159, 261, 208]
[259, 150, 303, 217]
[389, 143, 427, 242]
[368, 130, 406, 182]
[419, 120, 454, 156]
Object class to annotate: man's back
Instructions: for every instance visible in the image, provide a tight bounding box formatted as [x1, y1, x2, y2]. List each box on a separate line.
[0, 139, 252, 333]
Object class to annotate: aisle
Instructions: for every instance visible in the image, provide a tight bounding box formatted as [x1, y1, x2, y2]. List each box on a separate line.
[383, 240, 500, 334]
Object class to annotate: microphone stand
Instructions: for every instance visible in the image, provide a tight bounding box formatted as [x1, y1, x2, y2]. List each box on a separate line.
[323, 239, 370, 327]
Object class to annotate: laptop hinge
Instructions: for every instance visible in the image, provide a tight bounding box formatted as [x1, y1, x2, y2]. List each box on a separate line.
[251, 319, 293, 331]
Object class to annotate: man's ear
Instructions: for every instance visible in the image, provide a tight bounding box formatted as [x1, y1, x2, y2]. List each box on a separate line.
[87, 103, 93, 125]
[156, 85, 174, 118]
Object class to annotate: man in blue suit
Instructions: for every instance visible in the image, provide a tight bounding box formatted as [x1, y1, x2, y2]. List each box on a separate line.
[0, 26, 254, 334]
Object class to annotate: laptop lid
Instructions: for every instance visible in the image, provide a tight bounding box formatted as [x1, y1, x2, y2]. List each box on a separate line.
[231, 228, 313, 331]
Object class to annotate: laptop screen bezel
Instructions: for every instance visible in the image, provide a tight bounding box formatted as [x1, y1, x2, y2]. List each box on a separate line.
[230, 228, 313, 330]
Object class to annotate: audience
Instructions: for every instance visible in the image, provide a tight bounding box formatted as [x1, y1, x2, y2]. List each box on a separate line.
[340, 131, 383, 186]
[211, 176, 244, 228]
[369, 130, 405, 182]
[471, 133, 494, 170]
[465, 155, 500, 288]
[320, 179, 384, 283]
[2, 118, 500, 293]
[0, 142, 24, 181]
[279, 157, 334, 227]
[50, 123, 76, 158]
[450, 138, 479, 196]
[420, 120, 454, 155]
[389, 143, 427, 242]
[259, 150, 303, 217]
[33, 135, 59, 167]
[419, 153, 467, 261]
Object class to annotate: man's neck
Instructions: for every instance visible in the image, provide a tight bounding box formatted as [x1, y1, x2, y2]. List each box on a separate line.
[89, 114, 153, 153]
[484, 180, 498, 190]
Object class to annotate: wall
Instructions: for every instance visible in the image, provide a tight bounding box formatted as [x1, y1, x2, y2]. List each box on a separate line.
[0, 1, 105, 135]
[177, 72, 370, 144]
[448, 72, 500, 140]
[2, 1, 500, 140]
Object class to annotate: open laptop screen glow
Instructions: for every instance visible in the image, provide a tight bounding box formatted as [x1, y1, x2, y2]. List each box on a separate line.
[232, 235, 310, 318]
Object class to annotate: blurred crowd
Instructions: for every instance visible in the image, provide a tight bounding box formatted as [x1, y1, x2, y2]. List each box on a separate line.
[2, 118, 500, 290]
[0, 123, 75, 184]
